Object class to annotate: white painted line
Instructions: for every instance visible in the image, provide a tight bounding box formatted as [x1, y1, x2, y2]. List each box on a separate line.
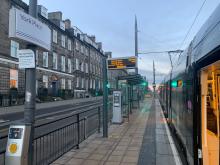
[0, 119, 10, 123]
[158, 100, 182, 165]
[45, 117, 55, 120]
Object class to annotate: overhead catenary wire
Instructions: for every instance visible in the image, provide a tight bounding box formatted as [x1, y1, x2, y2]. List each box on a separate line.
[177, 0, 207, 62]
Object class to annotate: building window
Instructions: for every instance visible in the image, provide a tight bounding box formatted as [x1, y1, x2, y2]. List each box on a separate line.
[81, 62, 84, 72]
[76, 41, 79, 51]
[52, 30, 57, 43]
[68, 80, 71, 90]
[76, 77, 79, 88]
[43, 52, 48, 67]
[93, 65, 96, 74]
[90, 79, 92, 89]
[82, 78, 84, 88]
[36, 50, 38, 66]
[99, 81, 101, 89]
[93, 79, 95, 89]
[68, 58, 71, 73]
[53, 52, 58, 69]
[36, 80, 38, 95]
[61, 79, 65, 89]
[90, 64, 92, 73]
[61, 35, 65, 47]
[85, 63, 88, 73]
[85, 79, 88, 89]
[10, 69, 18, 88]
[61, 56, 65, 72]
[68, 39, 72, 51]
[10, 40, 19, 58]
[43, 75, 48, 88]
[76, 58, 79, 70]
[85, 47, 88, 56]
[81, 45, 84, 54]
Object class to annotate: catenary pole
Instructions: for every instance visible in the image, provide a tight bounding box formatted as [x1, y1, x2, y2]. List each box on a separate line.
[102, 55, 108, 137]
[24, 0, 37, 164]
[135, 15, 138, 74]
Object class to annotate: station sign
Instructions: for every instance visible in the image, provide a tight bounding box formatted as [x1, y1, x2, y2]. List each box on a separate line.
[18, 49, 35, 69]
[9, 8, 51, 51]
[108, 56, 137, 70]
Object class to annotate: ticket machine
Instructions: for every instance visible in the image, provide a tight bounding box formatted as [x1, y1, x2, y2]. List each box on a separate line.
[112, 91, 123, 124]
[5, 124, 31, 165]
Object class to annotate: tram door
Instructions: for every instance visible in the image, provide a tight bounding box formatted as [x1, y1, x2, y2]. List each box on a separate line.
[201, 69, 219, 165]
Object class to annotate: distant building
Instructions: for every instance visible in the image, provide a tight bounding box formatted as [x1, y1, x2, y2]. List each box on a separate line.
[0, 0, 126, 105]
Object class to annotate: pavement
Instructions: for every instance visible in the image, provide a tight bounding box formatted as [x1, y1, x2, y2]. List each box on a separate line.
[51, 97, 182, 165]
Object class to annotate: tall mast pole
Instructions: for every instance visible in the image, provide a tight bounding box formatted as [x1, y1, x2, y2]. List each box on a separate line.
[135, 15, 138, 74]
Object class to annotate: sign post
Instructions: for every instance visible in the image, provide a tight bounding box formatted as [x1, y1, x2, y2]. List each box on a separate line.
[24, 1, 38, 164]
[7, 1, 51, 164]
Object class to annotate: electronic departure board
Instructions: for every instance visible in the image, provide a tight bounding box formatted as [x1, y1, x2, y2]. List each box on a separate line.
[107, 56, 137, 69]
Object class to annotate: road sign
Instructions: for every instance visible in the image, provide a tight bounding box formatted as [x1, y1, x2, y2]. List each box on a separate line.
[18, 49, 35, 69]
[107, 56, 137, 70]
[9, 8, 51, 51]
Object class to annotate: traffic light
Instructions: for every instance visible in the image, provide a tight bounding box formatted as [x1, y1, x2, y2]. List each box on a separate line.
[141, 81, 148, 86]
[171, 80, 177, 88]
[171, 80, 183, 88]
[106, 83, 110, 88]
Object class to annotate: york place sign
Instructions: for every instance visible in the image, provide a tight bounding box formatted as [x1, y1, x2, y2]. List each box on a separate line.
[9, 8, 51, 51]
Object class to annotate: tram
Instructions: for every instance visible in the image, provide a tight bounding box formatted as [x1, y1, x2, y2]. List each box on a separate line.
[159, 4, 220, 165]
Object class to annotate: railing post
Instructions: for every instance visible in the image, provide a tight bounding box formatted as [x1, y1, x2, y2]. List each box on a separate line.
[98, 107, 101, 133]
[84, 117, 87, 140]
[77, 114, 80, 149]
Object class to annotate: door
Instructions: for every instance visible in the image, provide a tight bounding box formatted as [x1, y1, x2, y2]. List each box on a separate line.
[52, 81, 57, 97]
[201, 69, 219, 165]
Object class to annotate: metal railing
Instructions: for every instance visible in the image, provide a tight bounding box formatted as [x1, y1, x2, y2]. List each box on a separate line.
[0, 99, 113, 165]
[0, 94, 25, 107]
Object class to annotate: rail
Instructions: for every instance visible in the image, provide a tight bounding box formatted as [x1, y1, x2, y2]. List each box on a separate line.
[0, 99, 113, 165]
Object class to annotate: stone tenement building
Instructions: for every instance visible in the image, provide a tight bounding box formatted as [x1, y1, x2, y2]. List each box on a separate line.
[0, 0, 127, 102]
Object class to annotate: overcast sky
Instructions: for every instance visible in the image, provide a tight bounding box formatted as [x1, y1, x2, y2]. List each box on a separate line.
[24, 0, 220, 83]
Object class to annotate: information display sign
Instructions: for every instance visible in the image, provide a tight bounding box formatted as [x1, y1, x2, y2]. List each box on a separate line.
[18, 49, 35, 69]
[108, 56, 137, 69]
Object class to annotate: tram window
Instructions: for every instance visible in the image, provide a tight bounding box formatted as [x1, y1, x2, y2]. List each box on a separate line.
[186, 56, 189, 67]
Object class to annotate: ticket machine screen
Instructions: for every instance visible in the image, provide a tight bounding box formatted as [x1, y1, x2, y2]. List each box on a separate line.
[114, 95, 120, 104]
[9, 128, 23, 139]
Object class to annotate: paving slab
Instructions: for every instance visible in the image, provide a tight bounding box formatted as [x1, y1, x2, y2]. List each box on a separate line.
[51, 98, 152, 165]
[51, 98, 182, 165]
[138, 98, 182, 165]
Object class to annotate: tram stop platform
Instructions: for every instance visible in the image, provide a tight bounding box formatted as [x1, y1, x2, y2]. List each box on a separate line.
[52, 97, 182, 165]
